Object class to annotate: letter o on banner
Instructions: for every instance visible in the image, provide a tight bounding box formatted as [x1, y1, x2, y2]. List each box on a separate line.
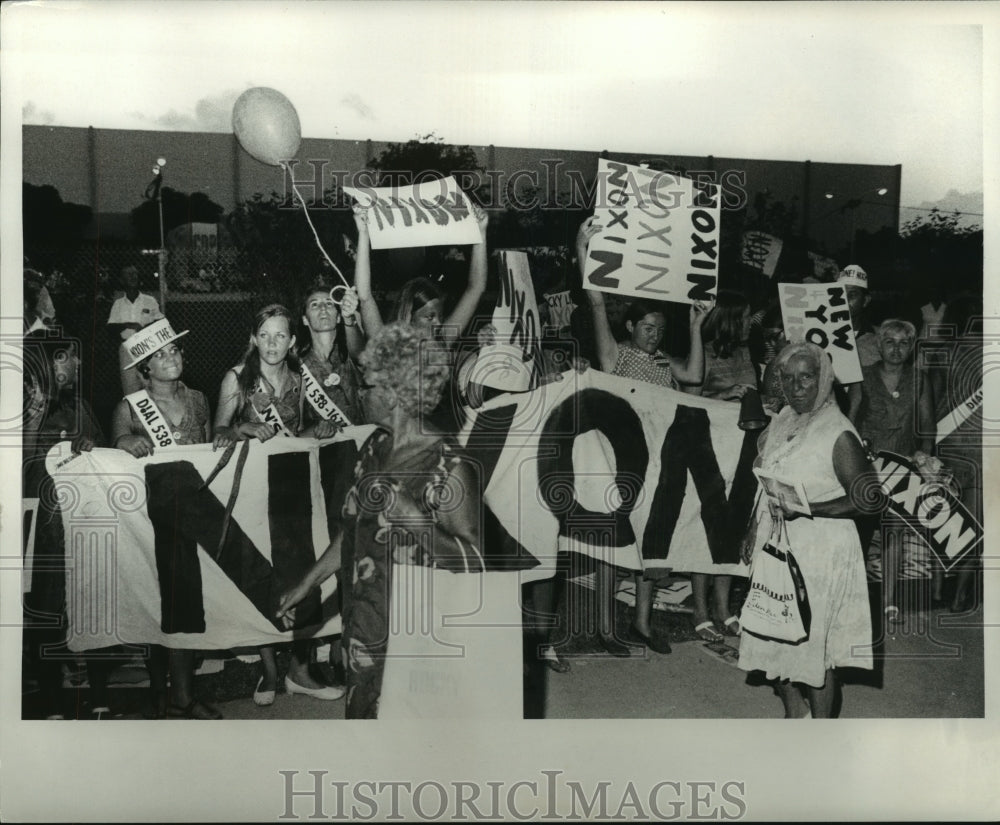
[537, 389, 649, 548]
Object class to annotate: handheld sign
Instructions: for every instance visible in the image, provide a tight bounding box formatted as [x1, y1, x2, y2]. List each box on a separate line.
[473, 250, 543, 392]
[343, 176, 482, 250]
[583, 159, 721, 305]
[874, 450, 983, 572]
[779, 282, 863, 384]
[544, 290, 574, 331]
[753, 468, 811, 516]
[741, 231, 783, 278]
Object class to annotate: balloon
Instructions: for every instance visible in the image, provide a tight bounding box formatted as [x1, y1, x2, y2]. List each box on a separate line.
[232, 87, 302, 166]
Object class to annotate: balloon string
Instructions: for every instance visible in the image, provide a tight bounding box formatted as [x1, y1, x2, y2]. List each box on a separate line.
[283, 163, 350, 287]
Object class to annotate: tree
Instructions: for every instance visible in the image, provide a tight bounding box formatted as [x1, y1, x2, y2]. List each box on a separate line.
[130, 186, 225, 248]
[367, 132, 484, 191]
[896, 208, 982, 296]
[225, 188, 356, 305]
[22, 183, 93, 248]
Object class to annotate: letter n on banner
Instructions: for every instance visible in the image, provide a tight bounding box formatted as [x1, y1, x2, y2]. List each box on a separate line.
[641, 406, 758, 564]
[144, 455, 321, 634]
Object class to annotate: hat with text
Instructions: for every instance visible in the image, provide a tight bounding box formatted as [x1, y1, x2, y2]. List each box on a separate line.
[123, 318, 188, 370]
[837, 264, 868, 290]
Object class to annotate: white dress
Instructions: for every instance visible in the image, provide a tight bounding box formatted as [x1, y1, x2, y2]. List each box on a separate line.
[738, 403, 873, 688]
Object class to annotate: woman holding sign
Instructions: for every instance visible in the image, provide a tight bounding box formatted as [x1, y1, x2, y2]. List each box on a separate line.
[850, 319, 934, 625]
[276, 322, 485, 718]
[111, 318, 223, 719]
[353, 202, 489, 345]
[577, 217, 713, 657]
[214, 304, 345, 707]
[684, 289, 758, 641]
[738, 341, 874, 718]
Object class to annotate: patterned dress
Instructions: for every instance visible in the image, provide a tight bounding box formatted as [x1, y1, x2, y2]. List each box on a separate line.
[233, 367, 302, 434]
[300, 347, 362, 427]
[738, 403, 873, 687]
[124, 382, 210, 445]
[612, 341, 677, 389]
[339, 428, 480, 718]
[699, 345, 757, 400]
[856, 364, 918, 456]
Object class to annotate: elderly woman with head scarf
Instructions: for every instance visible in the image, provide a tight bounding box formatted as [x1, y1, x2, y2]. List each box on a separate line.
[738, 342, 875, 718]
[276, 322, 485, 718]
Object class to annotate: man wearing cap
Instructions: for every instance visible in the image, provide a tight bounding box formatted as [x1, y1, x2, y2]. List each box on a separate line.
[108, 266, 164, 393]
[838, 264, 880, 368]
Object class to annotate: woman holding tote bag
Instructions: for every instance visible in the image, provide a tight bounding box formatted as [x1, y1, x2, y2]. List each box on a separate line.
[738, 342, 875, 719]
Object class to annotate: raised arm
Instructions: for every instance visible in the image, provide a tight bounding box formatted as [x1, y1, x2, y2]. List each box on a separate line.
[670, 299, 713, 385]
[352, 205, 384, 339]
[577, 217, 618, 372]
[339, 286, 366, 360]
[441, 204, 490, 345]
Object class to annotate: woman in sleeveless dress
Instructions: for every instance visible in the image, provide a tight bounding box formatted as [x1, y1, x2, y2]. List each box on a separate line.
[214, 304, 345, 707]
[577, 216, 714, 657]
[738, 341, 875, 718]
[276, 322, 485, 718]
[111, 321, 223, 718]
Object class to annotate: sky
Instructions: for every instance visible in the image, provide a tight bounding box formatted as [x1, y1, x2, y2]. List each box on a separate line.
[3, 1, 993, 220]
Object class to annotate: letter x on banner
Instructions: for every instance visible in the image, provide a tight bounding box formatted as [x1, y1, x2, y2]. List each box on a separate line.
[583, 158, 721, 306]
[344, 176, 482, 249]
[874, 450, 983, 572]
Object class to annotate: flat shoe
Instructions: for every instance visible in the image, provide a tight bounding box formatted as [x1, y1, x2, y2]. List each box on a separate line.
[596, 634, 631, 658]
[285, 675, 346, 701]
[253, 676, 276, 707]
[719, 616, 741, 637]
[694, 620, 724, 643]
[625, 623, 672, 655]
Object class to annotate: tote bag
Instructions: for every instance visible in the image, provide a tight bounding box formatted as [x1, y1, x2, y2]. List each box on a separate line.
[740, 516, 811, 644]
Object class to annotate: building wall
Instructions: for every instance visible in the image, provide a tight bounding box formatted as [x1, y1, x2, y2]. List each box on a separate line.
[22, 124, 901, 255]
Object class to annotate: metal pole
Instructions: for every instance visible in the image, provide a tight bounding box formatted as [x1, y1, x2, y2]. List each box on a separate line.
[157, 170, 167, 309]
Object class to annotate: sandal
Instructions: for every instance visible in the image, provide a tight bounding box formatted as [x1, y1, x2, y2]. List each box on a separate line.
[167, 699, 223, 720]
[719, 616, 741, 637]
[694, 620, 724, 643]
[884, 605, 902, 625]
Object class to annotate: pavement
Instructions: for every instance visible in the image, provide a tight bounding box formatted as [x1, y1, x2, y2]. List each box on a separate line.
[25, 580, 984, 721]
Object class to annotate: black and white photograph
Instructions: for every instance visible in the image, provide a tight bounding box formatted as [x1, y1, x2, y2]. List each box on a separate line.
[2, 1, 997, 821]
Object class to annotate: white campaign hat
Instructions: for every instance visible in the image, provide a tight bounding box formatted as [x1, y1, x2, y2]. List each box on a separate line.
[837, 264, 868, 290]
[123, 318, 189, 369]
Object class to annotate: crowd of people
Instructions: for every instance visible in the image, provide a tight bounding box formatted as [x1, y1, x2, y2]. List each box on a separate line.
[21, 206, 984, 721]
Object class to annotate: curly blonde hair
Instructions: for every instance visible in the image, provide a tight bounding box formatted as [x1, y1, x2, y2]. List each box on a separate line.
[359, 321, 451, 416]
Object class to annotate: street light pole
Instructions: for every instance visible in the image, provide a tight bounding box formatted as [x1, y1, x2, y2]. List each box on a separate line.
[150, 158, 167, 309]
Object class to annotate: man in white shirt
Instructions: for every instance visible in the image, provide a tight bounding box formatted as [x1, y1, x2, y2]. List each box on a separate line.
[107, 265, 163, 340]
[107, 265, 163, 393]
[838, 264, 879, 367]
